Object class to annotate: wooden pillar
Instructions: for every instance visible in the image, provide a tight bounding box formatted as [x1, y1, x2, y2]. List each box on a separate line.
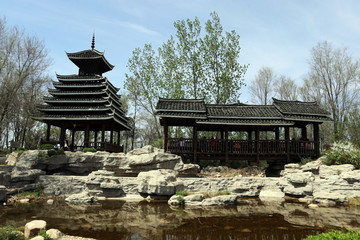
[60, 126, 66, 147]
[224, 127, 229, 164]
[117, 131, 121, 146]
[275, 127, 280, 140]
[313, 123, 320, 158]
[247, 130, 252, 140]
[84, 125, 90, 148]
[285, 126, 290, 162]
[46, 124, 51, 141]
[71, 129, 75, 150]
[163, 124, 168, 151]
[193, 125, 197, 163]
[94, 131, 98, 142]
[301, 125, 307, 140]
[110, 130, 114, 144]
[255, 128, 260, 162]
[101, 125, 105, 142]
[221, 131, 224, 140]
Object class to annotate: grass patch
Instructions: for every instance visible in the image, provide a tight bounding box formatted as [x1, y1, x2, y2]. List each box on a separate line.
[302, 230, 360, 239]
[0, 225, 24, 240]
[39, 144, 54, 150]
[176, 190, 189, 196]
[15, 186, 43, 198]
[47, 149, 64, 157]
[83, 148, 97, 153]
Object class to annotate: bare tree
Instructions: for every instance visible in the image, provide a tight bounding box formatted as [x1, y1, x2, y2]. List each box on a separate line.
[0, 18, 52, 148]
[274, 75, 298, 100]
[249, 67, 275, 105]
[305, 41, 360, 140]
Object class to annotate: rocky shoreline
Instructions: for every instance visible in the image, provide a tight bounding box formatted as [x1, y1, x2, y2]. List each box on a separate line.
[1, 145, 360, 208]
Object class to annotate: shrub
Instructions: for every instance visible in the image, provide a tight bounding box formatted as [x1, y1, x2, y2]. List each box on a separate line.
[47, 149, 65, 157]
[0, 225, 24, 240]
[83, 148, 97, 153]
[300, 157, 313, 165]
[151, 138, 163, 149]
[38, 230, 51, 240]
[302, 230, 360, 240]
[176, 190, 189, 196]
[39, 144, 54, 150]
[15, 147, 25, 153]
[324, 141, 360, 168]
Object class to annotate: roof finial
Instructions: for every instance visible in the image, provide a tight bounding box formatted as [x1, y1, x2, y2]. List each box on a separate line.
[91, 33, 95, 50]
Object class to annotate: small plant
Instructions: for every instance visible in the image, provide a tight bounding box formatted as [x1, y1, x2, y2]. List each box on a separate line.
[0, 225, 24, 240]
[302, 230, 360, 239]
[39, 144, 54, 150]
[83, 148, 97, 153]
[176, 190, 189, 197]
[38, 152, 48, 158]
[15, 147, 25, 153]
[151, 138, 163, 149]
[38, 230, 51, 240]
[176, 195, 185, 205]
[15, 186, 43, 198]
[300, 157, 313, 165]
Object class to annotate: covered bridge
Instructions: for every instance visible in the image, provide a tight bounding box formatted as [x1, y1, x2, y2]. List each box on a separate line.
[156, 98, 331, 164]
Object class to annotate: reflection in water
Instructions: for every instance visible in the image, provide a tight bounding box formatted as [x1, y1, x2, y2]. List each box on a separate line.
[1, 199, 359, 240]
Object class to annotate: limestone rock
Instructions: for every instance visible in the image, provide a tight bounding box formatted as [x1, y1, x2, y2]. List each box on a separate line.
[313, 191, 348, 203]
[259, 189, 285, 200]
[283, 184, 313, 197]
[308, 203, 319, 208]
[46, 228, 63, 239]
[230, 178, 265, 197]
[0, 185, 6, 202]
[11, 169, 45, 182]
[341, 170, 360, 183]
[0, 171, 10, 186]
[65, 191, 94, 203]
[184, 194, 204, 206]
[286, 172, 314, 184]
[15, 150, 40, 169]
[19, 198, 30, 204]
[137, 169, 179, 196]
[201, 195, 238, 206]
[5, 152, 21, 166]
[319, 164, 355, 179]
[300, 159, 323, 173]
[47, 199, 54, 205]
[24, 220, 47, 239]
[178, 164, 200, 176]
[30, 236, 44, 240]
[37, 175, 86, 197]
[168, 195, 181, 206]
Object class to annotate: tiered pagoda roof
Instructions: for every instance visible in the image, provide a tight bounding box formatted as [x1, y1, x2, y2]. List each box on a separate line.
[156, 98, 331, 127]
[33, 41, 131, 132]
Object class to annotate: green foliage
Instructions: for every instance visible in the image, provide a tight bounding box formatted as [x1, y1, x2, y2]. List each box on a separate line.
[15, 186, 43, 198]
[14, 147, 25, 153]
[324, 141, 360, 168]
[151, 138, 163, 149]
[302, 230, 360, 240]
[39, 144, 54, 150]
[176, 195, 185, 205]
[83, 148, 97, 153]
[176, 190, 189, 196]
[47, 149, 65, 157]
[300, 157, 313, 165]
[0, 225, 25, 240]
[38, 230, 51, 240]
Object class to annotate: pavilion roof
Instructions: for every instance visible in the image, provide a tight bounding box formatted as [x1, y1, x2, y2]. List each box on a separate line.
[156, 98, 332, 126]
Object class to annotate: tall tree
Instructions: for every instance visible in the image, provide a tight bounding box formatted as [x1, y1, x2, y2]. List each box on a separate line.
[0, 18, 51, 148]
[201, 12, 247, 104]
[274, 75, 298, 100]
[249, 67, 275, 105]
[305, 41, 360, 140]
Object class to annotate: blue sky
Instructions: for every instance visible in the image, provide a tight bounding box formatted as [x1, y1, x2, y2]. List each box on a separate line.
[2, 0, 360, 103]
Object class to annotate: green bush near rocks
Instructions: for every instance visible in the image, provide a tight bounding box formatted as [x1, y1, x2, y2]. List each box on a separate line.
[324, 141, 360, 169]
[302, 230, 360, 240]
[47, 149, 65, 157]
[83, 148, 97, 153]
[0, 225, 24, 240]
[39, 144, 54, 150]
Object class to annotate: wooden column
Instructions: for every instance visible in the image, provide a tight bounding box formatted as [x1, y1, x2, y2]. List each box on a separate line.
[46, 124, 51, 141]
[301, 125, 307, 140]
[94, 131, 98, 142]
[71, 129, 75, 150]
[110, 130, 114, 144]
[313, 123, 320, 158]
[84, 125, 90, 148]
[60, 126, 66, 147]
[285, 126, 290, 162]
[117, 131, 121, 146]
[255, 128, 260, 162]
[275, 127, 280, 140]
[247, 130, 252, 140]
[101, 125, 105, 143]
[224, 127, 229, 164]
[193, 125, 197, 163]
[163, 124, 168, 151]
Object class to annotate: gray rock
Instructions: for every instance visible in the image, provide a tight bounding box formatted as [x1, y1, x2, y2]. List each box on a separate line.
[46, 229, 63, 239]
[259, 189, 285, 200]
[5, 152, 21, 166]
[15, 150, 41, 169]
[201, 195, 238, 206]
[313, 191, 348, 203]
[37, 175, 87, 197]
[283, 184, 313, 197]
[0, 171, 10, 186]
[341, 170, 360, 183]
[65, 191, 94, 203]
[300, 159, 323, 172]
[286, 172, 314, 184]
[24, 220, 47, 239]
[178, 164, 200, 176]
[230, 177, 265, 196]
[11, 169, 45, 182]
[319, 165, 355, 179]
[137, 169, 179, 196]
[184, 194, 204, 205]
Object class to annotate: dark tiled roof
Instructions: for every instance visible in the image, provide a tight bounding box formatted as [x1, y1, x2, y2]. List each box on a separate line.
[282, 114, 332, 122]
[273, 98, 330, 116]
[156, 98, 206, 112]
[157, 111, 207, 119]
[207, 105, 282, 118]
[197, 119, 294, 126]
[56, 74, 104, 80]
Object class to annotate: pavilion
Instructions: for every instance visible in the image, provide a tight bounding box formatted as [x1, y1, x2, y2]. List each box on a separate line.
[32, 36, 131, 152]
[156, 98, 331, 164]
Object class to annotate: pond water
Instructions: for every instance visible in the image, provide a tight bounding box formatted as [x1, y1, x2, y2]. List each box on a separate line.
[1, 198, 359, 240]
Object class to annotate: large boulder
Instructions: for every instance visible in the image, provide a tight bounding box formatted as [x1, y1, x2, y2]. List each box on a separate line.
[137, 169, 180, 196]
[319, 164, 355, 179]
[15, 150, 41, 169]
[0, 171, 10, 186]
[66, 151, 107, 174]
[65, 191, 94, 203]
[5, 152, 21, 166]
[230, 178, 265, 197]
[11, 169, 45, 183]
[24, 220, 47, 239]
[37, 175, 87, 197]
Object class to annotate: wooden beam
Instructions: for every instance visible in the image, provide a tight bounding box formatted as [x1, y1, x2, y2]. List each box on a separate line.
[225, 127, 229, 163]
[193, 125, 197, 163]
[117, 131, 121, 146]
[46, 124, 51, 141]
[60, 126, 66, 148]
[71, 129, 75, 150]
[275, 127, 280, 140]
[313, 123, 320, 158]
[285, 126, 290, 162]
[255, 128, 260, 162]
[84, 125, 90, 148]
[301, 125, 307, 140]
[101, 124, 105, 143]
[110, 130, 114, 144]
[163, 124, 168, 152]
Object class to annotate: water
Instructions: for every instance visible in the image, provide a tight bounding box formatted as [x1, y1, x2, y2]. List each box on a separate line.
[1, 198, 359, 240]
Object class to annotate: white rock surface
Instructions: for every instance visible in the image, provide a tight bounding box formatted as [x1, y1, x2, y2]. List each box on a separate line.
[24, 220, 47, 239]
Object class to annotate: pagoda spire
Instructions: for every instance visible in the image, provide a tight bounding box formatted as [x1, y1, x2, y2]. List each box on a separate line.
[91, 33, 95, 50]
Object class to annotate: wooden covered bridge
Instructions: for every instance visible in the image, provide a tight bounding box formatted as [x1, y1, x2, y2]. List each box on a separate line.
[156, 98, 331, 164]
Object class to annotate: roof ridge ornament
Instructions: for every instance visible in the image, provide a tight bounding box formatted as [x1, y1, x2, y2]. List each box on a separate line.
[91, 33, 95, 50]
